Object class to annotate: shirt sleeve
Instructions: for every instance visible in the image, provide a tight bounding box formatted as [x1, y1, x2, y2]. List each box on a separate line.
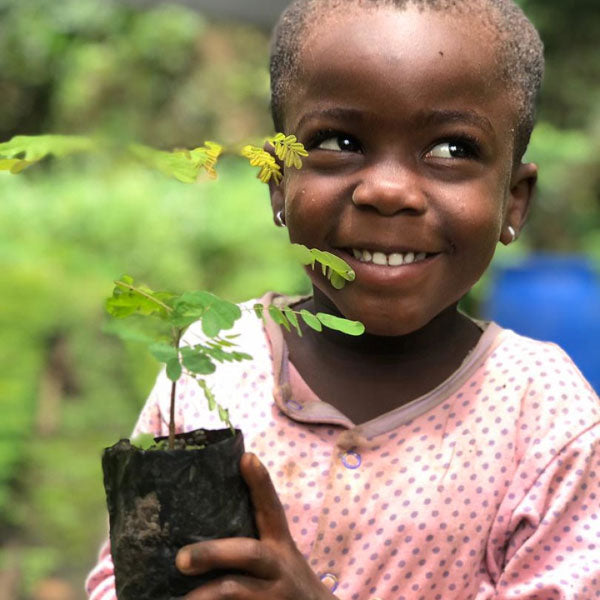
[480, 423, 600, 599]
[84, 540, 116, 600]
[84, 371, 168, 599]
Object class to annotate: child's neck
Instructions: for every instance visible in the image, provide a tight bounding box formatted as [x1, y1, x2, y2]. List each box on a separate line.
[303, 290, 479, 359]
[283, 294, 483, 423]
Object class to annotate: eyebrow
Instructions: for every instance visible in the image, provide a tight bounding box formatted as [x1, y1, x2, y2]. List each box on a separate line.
[418, 109, 494, 134]
[294, 107, 365, 131]
[294, 107, 494, 135]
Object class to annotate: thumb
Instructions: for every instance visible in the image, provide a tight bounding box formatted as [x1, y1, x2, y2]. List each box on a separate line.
[240, 452, 293, 544]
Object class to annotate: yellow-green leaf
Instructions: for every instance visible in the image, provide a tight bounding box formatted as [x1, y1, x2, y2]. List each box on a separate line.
[0, 158, 33, 173]
[241, 145, 282, 184]
[129, 143, 202, 183]
[0, 134, 94, 161]
[267, 133, 308, 169]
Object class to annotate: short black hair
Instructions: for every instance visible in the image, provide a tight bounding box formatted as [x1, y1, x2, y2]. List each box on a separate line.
[270, 0, 544, 161]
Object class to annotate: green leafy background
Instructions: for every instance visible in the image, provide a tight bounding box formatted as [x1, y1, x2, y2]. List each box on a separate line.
[0, 0, 598, 598]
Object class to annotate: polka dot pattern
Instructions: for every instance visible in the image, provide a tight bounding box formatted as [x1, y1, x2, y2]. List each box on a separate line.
[86, 296, 600, 600]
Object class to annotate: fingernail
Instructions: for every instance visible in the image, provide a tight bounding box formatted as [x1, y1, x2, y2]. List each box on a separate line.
[176, 550, 190, 572]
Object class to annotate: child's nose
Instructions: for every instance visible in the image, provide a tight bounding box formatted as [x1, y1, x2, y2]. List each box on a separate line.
[351, 162, 426, 216]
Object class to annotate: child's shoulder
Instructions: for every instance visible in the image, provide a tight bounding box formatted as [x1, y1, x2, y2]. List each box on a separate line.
[493, 324, 596, 395]
[489, 323, 599, 436]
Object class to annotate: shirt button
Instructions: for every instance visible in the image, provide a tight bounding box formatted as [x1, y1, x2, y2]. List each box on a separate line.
[320, 573, 339, 592]
[341, 450, 361, 469]
[285, 398, 303, 411]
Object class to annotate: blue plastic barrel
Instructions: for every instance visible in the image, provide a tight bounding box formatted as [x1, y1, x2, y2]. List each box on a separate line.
[483, 254, 600, 393]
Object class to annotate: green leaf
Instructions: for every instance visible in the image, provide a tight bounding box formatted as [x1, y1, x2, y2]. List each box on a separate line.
[196, 379, 232, 430]
[0, 134, 94, 170]
[131, 433, 156, 450]
[218, 405, 230, 424]
[170, 305, 206, 329]
[106, 278, 172, 320]
[201, 297, 242, 337]
[149, 342, 178, 363]
[316, 313, 365, 336]
[180, 347, 216, 375]
[171, 291, 241, 334]
[197, 379, 216, 411]
[290, 245, 355, 289]
[310, 249, 355, 282]
[268, 305, 290, 331]
[300, 309, 323, 332]
[129, 143, 206, 183]
[253, 303, 265, 320]
[290, 244, 316, 266]
[283, 307, 302, 337]
[184, 341, 252, 365]
[329, 271, 346, 290]
[166, 358, 182, 381]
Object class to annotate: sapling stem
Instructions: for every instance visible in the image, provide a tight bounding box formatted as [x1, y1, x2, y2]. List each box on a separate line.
[168, 329, 183, 449]
[168, 378, 177, 450]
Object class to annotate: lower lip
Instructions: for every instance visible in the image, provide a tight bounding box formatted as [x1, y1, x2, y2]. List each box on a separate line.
[341, 252, 441, 288]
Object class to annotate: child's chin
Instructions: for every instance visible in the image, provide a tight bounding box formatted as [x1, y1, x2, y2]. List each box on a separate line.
[363, 321, 424, 338]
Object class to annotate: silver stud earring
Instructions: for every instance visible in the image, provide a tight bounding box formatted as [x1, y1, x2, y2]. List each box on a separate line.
[275, 210, 286, 227]
[507, 225, 516, 244]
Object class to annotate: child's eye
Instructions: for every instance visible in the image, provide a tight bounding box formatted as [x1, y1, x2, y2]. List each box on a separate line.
[426, 140, 479, 160]
[311, 131, 362, 153]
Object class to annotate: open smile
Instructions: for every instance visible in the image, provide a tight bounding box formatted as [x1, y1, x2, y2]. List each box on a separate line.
[328, 246, 444, 289]
[348, 248, 436, 266]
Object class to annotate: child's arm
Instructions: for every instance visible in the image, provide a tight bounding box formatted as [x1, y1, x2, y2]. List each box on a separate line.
[175, 452, 340, 600]
[84, 540, 115, 600]
[481, 423, 600, 599]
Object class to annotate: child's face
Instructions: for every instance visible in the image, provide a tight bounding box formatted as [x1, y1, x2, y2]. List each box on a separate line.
[272, 7, 536, 336]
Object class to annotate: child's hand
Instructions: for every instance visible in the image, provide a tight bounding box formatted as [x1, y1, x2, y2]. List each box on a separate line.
[176, 452, 338, 600]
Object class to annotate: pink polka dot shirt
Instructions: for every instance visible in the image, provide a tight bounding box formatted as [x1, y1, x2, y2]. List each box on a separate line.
[86, 294, 600, 600]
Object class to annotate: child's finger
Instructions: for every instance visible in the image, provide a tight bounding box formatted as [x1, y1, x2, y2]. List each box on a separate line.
[240, 452, 293, 544]
[176, 537, 278, 580]
[182, 573, 270, 600]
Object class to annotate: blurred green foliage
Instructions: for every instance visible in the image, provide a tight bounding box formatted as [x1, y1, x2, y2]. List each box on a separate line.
[517, 0, 600, 253]
[0, 158, 306, 598]
[0, 0, 598, 598]
[0, 0, 272, 145]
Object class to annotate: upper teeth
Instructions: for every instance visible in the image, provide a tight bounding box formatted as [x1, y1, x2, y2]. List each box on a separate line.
[352, 249, 428, 265]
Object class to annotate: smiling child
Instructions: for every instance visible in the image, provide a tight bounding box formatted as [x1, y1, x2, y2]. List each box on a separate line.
[87, 1, 600, 599]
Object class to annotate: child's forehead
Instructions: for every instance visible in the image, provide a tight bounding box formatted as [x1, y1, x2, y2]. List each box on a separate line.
[289, 7, 511, 125]
[300, 4, 498, 65]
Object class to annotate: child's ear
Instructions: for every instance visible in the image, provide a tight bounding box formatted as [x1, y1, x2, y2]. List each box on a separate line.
[264, 142, 286, 227]
[501, 162, 538, 245]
